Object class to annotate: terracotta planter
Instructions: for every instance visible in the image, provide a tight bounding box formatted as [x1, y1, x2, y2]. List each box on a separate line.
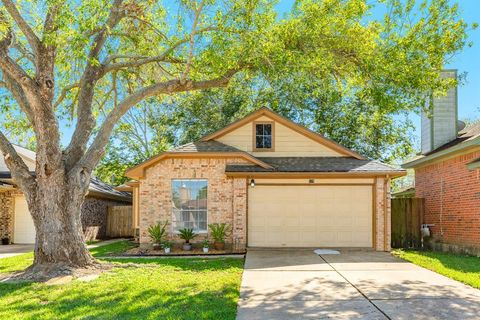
[213, 241, 225, 250]
[152, 243, 162, 251]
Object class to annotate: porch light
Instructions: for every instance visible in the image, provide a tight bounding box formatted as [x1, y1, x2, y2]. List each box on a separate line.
[250, 179, 255, 187]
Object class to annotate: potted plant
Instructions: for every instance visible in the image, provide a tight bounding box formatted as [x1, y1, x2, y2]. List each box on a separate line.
[148, 221, 168, 251]
[178, 228, 197, 251]
[162, 241, 172, 254]
[208, 223, 231, 250]
[1, 237, 9, 245]
[202, 239, 209, 253]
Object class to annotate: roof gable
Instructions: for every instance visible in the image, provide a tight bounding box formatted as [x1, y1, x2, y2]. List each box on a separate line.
[200, 107, 364, 159]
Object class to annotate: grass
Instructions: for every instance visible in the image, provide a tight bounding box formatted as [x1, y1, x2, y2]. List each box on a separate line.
[393, 249, 480, 289]
[0, 240, 134, 274]
[0, 241, 244, 319]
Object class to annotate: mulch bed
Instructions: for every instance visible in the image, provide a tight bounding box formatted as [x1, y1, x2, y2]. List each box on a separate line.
[123, 247, 246, 257]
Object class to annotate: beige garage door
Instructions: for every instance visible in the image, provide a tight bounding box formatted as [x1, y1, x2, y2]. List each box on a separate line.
[13, 196, 36, 244]
[248, 185, 372, 247]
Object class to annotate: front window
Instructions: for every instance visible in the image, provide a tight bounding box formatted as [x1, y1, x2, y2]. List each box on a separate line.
[255, 123, 273, 149]
[171, 179, 208, 233]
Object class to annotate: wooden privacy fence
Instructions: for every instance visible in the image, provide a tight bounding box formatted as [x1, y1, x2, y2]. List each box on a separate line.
[106, 206, 133, 238]
[391, 198, 425, 249]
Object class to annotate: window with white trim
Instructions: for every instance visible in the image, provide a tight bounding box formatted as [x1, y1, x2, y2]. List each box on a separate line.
[171, 179, 208, 233]
[255, 123, 273, 149]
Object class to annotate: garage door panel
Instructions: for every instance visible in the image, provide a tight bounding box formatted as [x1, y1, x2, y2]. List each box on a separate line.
[248, 185, 372, 247]
[13, 196, 36, 244]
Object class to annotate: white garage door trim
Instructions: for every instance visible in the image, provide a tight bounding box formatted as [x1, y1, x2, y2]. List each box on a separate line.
[248, 184, 374, 248]
[13, 195, 36, 244]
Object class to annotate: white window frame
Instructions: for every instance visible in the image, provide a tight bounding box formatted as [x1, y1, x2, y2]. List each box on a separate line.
[171, 179, 208, 234]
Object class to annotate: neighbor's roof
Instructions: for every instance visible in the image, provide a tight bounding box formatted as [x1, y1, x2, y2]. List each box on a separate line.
[0, 171, 132, 201]
[225, 157, 405, 176]
[0, 144, 36, 172]
[0, 143, 131, 201]
[403, 122, 480, 168]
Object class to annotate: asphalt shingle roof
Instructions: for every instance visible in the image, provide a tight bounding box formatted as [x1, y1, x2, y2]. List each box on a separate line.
[171, 141, 242, 153]
[225, 157, 401, 173]
[0, 172, 131, 201]
[424, 121, 480, 156]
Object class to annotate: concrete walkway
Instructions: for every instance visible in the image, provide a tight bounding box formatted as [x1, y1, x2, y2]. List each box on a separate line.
[0, 238, 128, 259]
[237, 249, 480, 319]
[0, 244, 33, 259]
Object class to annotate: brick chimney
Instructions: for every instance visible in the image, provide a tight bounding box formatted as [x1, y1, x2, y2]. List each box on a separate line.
[421, 70, 458, 154]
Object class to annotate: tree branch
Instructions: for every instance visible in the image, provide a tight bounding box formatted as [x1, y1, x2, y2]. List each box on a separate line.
[79, 68, 242, 171]
[180, 1, 205, 83]
[1, 73, 36, 125]
[1, 0, 41, 54]
[64, 0, 125, 170]
[0, 130, 36, 193]
[53, 82, 79, 109]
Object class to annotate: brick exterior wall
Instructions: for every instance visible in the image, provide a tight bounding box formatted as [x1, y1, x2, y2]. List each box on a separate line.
[0, 189, 23, 243]
[138, 156, 390, 251]
[139, 157, 248, 248]
[415, 150, 480, 249]
[0, 191, 14, 241]
[375, 177, 391, 251]
[0, 190, 130, 242]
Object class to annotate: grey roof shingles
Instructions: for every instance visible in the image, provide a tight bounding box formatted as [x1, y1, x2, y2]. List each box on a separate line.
[424, 121, 480, 156]
[225, 157, 402, 173]
[171, 141, 243, 153]
[0, 172, 131, 201]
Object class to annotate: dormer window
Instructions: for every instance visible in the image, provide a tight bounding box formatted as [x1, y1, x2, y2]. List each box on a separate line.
[254, 122, 274, 151]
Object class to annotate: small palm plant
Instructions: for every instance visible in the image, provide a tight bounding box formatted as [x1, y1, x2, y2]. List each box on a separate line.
[178, 228, 197, 251]
[148, 221, 168, 250]
[208, 223, 231, 250]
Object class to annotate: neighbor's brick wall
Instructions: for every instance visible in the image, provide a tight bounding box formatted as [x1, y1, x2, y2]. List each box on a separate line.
[415, 150, 480, 249]
[0, 191, 14, 241]
[81, 196, 131, 241]
[375, 177, 391, 251]
[139, 157, 248, 248]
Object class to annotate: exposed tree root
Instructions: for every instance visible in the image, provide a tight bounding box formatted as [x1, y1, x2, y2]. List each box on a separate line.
[1, 261, 114, 283]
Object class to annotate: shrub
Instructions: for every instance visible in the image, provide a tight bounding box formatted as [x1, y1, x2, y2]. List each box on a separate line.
[178, 228, 197, 243]
[208, 223, 231, 243]
[148, 221, 169, 244]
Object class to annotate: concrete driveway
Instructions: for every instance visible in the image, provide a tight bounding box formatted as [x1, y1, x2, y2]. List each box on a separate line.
[237, 249, 480, 319]
[0, 244, 34, 258]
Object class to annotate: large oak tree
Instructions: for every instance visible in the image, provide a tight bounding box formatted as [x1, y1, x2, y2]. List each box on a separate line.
[0, 0, 470, 276]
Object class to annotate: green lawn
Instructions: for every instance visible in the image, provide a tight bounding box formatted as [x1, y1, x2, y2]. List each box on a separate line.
[0, 241, 244, 319]
[393, 249, 480, 289]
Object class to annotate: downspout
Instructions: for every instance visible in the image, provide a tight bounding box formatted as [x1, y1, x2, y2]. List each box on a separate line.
[384, 175, 389, 251]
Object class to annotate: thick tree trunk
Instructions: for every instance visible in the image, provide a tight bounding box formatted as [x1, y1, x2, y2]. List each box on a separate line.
[25, 172, 95, 273]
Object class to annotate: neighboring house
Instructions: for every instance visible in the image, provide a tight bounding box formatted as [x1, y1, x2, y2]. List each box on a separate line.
[403, 70, 480, 254]
[0, 145, 132, 244]
[125, 107, 405, 251]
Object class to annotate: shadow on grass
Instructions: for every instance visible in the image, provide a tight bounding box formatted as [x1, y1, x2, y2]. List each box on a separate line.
[0, 258, 243, 320]
[103, 257, 244, 272]
[90, 240, 137, 257]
